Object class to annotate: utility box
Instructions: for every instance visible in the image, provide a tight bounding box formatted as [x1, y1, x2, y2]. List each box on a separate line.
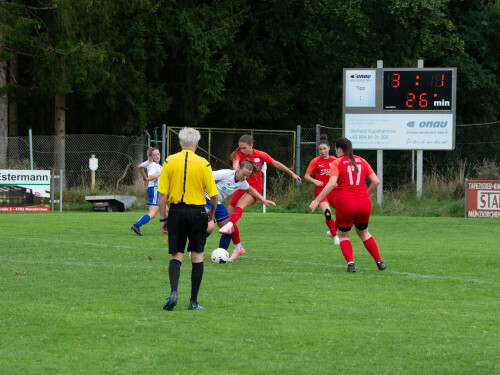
[85, 195, 136, 212]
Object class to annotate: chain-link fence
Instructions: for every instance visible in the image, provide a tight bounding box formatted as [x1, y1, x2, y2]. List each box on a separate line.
[1, 134, 146, 189]
[2, 121, 498, 196]
[297, 121, 500, 191]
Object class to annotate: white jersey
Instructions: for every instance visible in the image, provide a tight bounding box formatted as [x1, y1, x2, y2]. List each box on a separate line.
[207, 169, 250, 204]
[140, 160, 162, 187]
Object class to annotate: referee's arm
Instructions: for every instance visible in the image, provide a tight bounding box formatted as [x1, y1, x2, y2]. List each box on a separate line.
[159, 192, 169, 234]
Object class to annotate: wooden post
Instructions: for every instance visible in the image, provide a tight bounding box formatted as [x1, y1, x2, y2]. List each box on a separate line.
[91, 154, 95, 190]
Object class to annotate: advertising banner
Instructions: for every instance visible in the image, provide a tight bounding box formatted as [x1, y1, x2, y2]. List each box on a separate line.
[465, 179, 500, 218]
[0, 170, 51, 212]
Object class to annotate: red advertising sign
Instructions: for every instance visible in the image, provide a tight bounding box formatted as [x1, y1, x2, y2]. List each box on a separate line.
[465, 180, 500, 218]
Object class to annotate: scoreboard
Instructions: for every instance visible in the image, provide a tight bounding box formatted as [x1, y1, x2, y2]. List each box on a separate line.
[343, 67, 457, 150]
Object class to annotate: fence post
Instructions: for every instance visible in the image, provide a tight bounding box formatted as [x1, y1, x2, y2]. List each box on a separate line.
[315, 124, 321, 156]
[417, 150, 423, 199]
[29, 128, 33, 170]
[262, 162, 267, 214]
[295, 125, 301, 189]
[162, 124, 166, 159]
[377, 150, 383, 206]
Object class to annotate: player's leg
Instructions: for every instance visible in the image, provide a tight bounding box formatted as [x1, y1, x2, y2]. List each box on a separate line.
[227, 191, 255, 250]
[335, 198, 356, 272]
[354, 198, 386, 270]
[131, 187, 157, 235]
[319, 201, 338, 244]
[186, 205, 209, 310]
[164, 205, 188, 311]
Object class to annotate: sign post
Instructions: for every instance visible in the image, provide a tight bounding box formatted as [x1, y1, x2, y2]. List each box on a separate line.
[89, 154, 98, 189]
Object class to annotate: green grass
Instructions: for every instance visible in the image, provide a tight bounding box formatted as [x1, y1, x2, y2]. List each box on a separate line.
[1, 212, 499, 374]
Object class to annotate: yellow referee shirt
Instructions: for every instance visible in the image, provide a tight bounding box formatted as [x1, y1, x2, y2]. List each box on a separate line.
[158, 150, 217, 205]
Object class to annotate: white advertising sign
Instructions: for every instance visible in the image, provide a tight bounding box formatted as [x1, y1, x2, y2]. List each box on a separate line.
[0, 170, 51, 212]
[345, 69, 376, 107]
[345, 113, 454, 150]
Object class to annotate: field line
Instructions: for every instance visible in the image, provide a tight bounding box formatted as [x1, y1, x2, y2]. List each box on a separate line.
[2, 255, 499, 287]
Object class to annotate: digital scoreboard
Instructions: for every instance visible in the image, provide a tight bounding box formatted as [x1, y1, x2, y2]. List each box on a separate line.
[383, 70, 453, 110]
[343, 67, 457, 150]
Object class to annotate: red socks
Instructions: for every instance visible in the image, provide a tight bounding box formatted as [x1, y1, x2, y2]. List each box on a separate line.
[363, 237, 381, 262]
[230, 207, 243, 224]
[231, 224, 240, 244]
[326, 218, 336, 236]
[339, 240, 354, 263]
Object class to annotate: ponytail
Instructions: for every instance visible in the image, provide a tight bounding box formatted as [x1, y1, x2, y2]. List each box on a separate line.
[335, 137, 358, 173]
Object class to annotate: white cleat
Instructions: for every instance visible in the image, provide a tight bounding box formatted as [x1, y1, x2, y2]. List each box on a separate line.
[228, 248, 245, 262]
[218, 222, 234, 235]
[333, 236, 340, 245]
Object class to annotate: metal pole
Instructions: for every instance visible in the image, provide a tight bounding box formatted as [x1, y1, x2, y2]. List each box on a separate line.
[51, 169, 54, 211]
[162, 124, 166, 159]
[377, 150, 383, 206]
[59, 169, 63, 212]
[208, 128, 211, 164]
[295, 125, 301, 189]
[315, 124, 320, 156]
[464, 179, 468, 218]
[416, 59, 424, 199]
[376, 60, 384, 205]
[29, 128, 33, 170]
[262, 162, 267, 214]
[412, 150, 415, 184]
[417, 150, 423, 199]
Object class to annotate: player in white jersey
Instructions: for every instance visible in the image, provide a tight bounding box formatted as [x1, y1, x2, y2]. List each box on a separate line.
[205, 161, 276, 255]
[131, 147, 166, 236]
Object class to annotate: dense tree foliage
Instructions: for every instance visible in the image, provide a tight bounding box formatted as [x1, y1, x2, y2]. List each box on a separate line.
[0, 0, 498, 135]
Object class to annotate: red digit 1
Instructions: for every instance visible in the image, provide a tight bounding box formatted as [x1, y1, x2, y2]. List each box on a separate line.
[419, 93, 428, 108]
[439, 74, 445, 87]
[392, 73, 400, 88]
[406, 93, 415, 108]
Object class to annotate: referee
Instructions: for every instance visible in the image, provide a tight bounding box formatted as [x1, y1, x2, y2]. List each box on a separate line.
[158, 127, 218, 311]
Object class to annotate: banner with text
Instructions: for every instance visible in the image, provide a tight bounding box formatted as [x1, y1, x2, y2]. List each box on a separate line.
[465, 180, 500, 218]
[0, 170, 51, 212]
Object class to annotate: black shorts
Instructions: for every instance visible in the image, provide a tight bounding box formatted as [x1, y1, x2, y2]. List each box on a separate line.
[167, 204, 208, 254]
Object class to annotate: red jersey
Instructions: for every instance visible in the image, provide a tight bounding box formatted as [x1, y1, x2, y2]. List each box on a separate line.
[330, 155, 374, 199]
[234, 149, 274, 188]
[306, 155, 337, 185]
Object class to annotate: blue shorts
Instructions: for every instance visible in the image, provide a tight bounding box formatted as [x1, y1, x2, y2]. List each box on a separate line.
[147, 186, 159, 206]
[205, 197, 230, 223]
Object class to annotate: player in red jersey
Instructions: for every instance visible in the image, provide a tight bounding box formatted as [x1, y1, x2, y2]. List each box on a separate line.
[309, 137, 386, 272]
[304, 135, 339, 245]
[220, 134, 302, 261]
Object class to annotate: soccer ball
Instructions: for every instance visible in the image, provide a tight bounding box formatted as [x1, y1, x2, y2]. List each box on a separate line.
[211, 248, 229, 264]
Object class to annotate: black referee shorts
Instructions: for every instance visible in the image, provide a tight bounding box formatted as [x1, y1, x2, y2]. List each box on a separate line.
[167, 204, 208, 254]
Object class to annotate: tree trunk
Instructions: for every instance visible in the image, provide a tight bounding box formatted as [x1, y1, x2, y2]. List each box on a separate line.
[54, 95, 66, 186]
[9, 53, 18, 137]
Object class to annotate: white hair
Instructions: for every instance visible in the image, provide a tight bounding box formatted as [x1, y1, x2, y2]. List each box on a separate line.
[179, 127, 201, 148]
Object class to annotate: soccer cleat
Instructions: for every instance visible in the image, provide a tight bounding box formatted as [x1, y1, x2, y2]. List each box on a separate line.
[131, 224, 142, 236]
[347, 263, 356, 273]
[376, 260, 387, 271]
[333, 236, 340, 245]
[188, 302, 204, 310]
[326, 230, 333, 238]
[228, 248, 245, 262]
[218, 222, 234, 235]
[163, 292, 178, 311]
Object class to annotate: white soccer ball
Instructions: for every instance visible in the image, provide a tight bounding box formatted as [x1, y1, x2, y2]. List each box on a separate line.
[211, 248, 229, 264]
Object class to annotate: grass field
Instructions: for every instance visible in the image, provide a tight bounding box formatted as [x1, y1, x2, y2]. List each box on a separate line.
[1, 212, 499, 374]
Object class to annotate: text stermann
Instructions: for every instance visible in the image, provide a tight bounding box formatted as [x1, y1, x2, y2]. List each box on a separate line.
[0, 173, 49, 182]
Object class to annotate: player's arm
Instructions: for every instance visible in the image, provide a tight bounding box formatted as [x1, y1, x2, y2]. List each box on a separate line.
[304, 171, 323, 187]
[246, 186, 276, 206]
[309, 175, 337, 212]
[137, 163, 148, 182]
[271, 160, 302, 183]
[158, 192, 169, 235]
[367, 173, 379, 195]
[147, 172, 161, 181]
[208, 194, 218, 221]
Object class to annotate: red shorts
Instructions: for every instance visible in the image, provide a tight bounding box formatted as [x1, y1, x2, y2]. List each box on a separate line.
[314, 187, 337, 209]
[229, 184, 263, 207]
[334, 196, 371, 229]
